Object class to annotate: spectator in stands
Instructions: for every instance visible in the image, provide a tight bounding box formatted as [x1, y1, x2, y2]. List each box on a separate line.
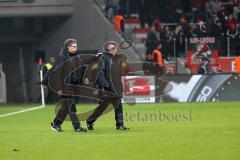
[43, 57, 59, 104]
[136, 0, 149, 28]
[192, 19, 208, 37]
[179, 16, 192, 37]
[105, 0, 119, 19]
[191, 0, 208, 7]
[227, 14, 238, 56]
[174, 24, 185, 57]
[132, 0, 145, 28]
[152, 17, 161, 33]
[145, 24, 160, 60]
[113, 10, 125, 33]
[174, 16, 191, 57]
[234, 0, 240, 4]
[119, 0, 130, 17]
[160, 25, 174, 59]
[206, 0, 220, 18]
[209, 15, 224, 37]
[173, 7, 184, 23]
[215, 7, 228, 56]
[233, 2, 240, 22]
[227, 14, 238, 37]
[43, 57, 55, 76]
[151, 43, 164, 68]
[192, 0, 208, 18]
[192, 3, 208, 22]
[217, 4, 228, 35]
[235, 26, 240, 56]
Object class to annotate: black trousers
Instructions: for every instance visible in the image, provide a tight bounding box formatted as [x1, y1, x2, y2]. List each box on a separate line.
[87, 97, 124, 127]
[45, 87, 59, 104]
[53, 96, 81, 130]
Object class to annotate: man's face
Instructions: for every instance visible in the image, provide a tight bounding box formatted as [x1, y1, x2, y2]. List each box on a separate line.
[107, 44, 118, 56]
[49, 57, 55, 64]
[67, 42, 78, 54]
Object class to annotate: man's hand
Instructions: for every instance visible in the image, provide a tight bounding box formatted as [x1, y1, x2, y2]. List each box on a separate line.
[57, 90, 63, 95]
[84, 78, 90, 85]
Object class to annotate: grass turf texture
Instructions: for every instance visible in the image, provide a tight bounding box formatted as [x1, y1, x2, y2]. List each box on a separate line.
[0, 102, 240, 160]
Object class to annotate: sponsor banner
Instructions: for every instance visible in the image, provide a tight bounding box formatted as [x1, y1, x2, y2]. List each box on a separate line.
[186, 51, 219, 74]
[122, 74, 240, 103]
[186, 56, 236, 74]
[188, 37, 218, 51]
[185, 37, 237, 73]
[186, 37, 219, 74]
[122, 76, 155, 103]
[218, 57, 236, 72]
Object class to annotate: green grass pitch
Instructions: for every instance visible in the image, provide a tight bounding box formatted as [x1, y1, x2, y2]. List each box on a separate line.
[0, 102, 240, 160]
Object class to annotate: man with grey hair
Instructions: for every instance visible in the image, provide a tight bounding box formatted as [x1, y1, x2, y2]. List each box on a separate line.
[86, 41, 129, 130]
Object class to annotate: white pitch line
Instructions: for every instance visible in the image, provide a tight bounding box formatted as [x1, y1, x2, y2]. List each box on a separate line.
[0, 105, 44, 118]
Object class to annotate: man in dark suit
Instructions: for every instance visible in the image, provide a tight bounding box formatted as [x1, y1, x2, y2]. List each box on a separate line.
[86, 41, 129, 130]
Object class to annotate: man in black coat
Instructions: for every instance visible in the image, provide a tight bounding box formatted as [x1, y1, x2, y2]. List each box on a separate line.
[42, 39, 88, 132]
[86, 41, 129, 130]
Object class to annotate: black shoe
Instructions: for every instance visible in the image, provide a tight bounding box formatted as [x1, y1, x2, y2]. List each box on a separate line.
[86, 122, 94, 130]
[116, 125, 130, 130]
[75, 127, 87, 132]
[51, 122, 62, 132]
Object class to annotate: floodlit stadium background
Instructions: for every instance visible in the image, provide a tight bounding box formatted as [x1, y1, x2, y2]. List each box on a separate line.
[0, 1, 240, 160]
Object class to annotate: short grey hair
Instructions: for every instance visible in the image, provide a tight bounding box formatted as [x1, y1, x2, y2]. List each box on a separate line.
[64, 39, 77, 47]
[104, 41, 118, 51]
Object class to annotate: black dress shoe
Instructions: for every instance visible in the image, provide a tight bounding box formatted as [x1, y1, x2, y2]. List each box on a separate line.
[116, 125, 130, 130]
[51, 122, 63, 132]
[86, 122, 94, 130]
[75, 127, 87, 132]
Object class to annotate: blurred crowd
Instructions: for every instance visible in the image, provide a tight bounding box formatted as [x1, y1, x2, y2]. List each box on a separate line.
[103, 0, 240, 59]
